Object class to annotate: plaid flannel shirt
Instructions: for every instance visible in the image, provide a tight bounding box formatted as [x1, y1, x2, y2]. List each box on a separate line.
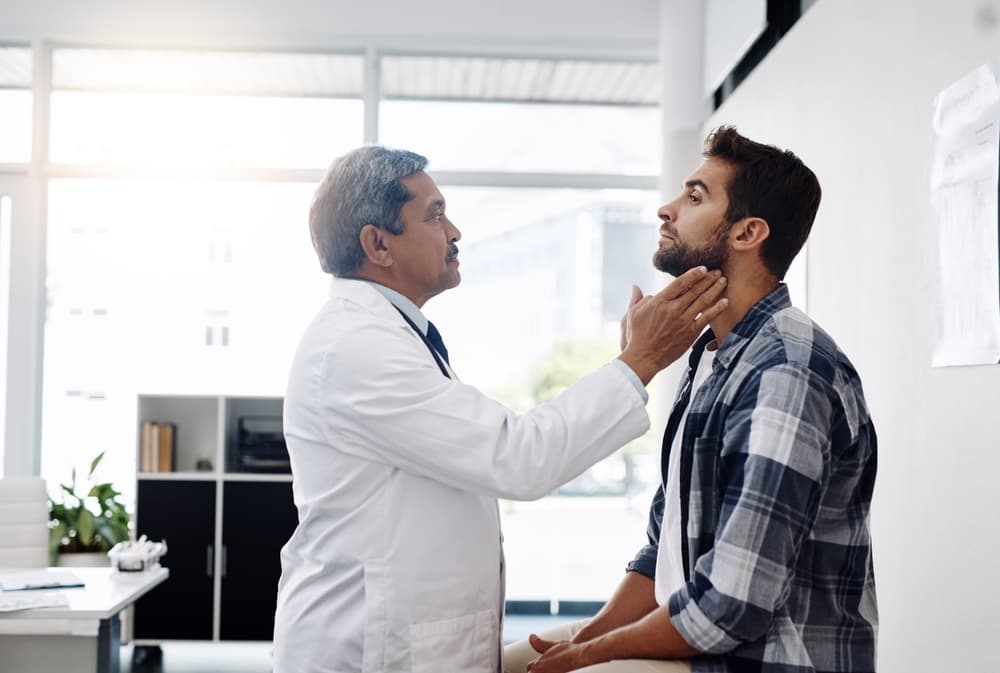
[628, 284, 878, 673]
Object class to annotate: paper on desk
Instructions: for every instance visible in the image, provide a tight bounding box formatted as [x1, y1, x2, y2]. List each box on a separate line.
[0, 570, 84, 592]
[0, 591, 70, 612]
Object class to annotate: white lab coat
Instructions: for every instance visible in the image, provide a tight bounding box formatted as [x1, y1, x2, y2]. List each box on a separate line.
[273, 277, 650, 673]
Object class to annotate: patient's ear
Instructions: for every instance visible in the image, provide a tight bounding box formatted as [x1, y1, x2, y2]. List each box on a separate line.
[731, 217, 770, 253]
[358, 224, 393, 267]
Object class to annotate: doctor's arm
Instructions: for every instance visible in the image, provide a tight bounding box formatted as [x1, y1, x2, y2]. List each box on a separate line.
[319, 267, 727, 500]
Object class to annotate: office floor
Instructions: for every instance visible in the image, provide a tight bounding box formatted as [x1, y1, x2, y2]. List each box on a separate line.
[122, 643, 274, 673]
[120, 616, 577, 672]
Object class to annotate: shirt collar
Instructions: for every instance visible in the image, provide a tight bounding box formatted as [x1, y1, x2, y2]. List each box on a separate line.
[705, 283, 793, 370]
[354, 279, 429, 335]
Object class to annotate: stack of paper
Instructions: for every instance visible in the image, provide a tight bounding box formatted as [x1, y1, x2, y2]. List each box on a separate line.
[0, 591, 70, 612]
[0, 570, 84, 592]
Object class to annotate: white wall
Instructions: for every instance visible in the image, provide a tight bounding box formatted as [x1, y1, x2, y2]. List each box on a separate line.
[704, 1, 1000, 671]
[0, 0, 659, 53]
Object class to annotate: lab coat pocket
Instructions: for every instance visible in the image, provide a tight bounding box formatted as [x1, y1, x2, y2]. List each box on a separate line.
[409, 608, 498, 673]
[361, 561, 390, 673]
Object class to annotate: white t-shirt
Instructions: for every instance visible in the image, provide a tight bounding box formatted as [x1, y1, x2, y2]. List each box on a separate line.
[655, 347, 716, 606]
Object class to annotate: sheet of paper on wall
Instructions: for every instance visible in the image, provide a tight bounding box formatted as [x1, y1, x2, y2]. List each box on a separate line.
[930, 59, 1000, 367]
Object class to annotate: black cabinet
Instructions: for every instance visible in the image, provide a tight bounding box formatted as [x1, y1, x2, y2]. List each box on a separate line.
[133, 479, 216, 641]
[220, 481, 298, 640]
[134, 394, 295, 645]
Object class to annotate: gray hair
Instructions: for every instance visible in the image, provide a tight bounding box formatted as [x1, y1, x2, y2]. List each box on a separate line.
[309, 146, 428, 276]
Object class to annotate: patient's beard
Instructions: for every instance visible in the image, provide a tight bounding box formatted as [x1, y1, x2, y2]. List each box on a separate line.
[654, 221, 731, 277]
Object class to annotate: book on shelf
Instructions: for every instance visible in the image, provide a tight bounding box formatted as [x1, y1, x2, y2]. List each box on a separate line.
[157, 422, 175, 472]
[139, 420, 176, 473]
[140, 421, 156, 472]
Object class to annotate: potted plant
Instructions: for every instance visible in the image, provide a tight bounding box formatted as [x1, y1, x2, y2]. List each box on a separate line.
[48, 451, 131, 566]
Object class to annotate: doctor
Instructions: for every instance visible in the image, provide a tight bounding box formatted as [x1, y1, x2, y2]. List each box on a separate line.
[272, 146, 729, 673]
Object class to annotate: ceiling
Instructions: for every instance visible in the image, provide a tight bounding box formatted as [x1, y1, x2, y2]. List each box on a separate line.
[2, 46, 659, 105]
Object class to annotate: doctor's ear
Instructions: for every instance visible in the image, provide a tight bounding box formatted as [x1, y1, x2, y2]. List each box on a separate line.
[359, 224, 393, 267]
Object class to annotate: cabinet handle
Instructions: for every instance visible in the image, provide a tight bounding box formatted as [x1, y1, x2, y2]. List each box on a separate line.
[206, 545, 214, 577]
[221, 545, 227, 579]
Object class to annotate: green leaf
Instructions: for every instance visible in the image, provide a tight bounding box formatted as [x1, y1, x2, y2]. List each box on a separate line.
[48, 451, 131, 552]
[76, 508, 95, 547]
[49, 521, 68, 555]
[88, 451, 105, 478]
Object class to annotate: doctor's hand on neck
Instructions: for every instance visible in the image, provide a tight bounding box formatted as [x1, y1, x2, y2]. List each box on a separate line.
[618, 266, 728, 386]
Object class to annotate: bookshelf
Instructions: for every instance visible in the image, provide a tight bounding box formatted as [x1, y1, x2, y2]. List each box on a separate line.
[136, 395, 289, 478]
[132, 394, 296, 646]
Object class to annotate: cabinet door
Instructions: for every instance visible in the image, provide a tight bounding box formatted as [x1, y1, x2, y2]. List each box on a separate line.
[133, 480, 216, 641]
[220, 481, 298, 640]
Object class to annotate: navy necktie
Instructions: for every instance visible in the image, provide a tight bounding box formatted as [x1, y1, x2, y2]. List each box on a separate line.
[425, 321, 450, 365]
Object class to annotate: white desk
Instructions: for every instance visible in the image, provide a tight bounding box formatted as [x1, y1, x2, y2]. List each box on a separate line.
[0, 566, 168, 673]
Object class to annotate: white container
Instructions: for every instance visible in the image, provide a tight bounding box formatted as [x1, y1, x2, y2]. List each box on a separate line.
[107, 538, 167, 572]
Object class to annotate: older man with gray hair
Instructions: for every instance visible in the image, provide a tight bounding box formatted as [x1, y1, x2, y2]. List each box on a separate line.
[272, 145, 729, 673]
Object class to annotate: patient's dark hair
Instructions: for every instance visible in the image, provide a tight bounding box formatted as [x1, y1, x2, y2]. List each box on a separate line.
[704, 126, 821, 279]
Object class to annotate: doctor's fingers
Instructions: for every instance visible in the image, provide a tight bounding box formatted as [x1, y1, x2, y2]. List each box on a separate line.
[642, 271, 725, 326]
[624, 278, 727, 365]
[656, 267, 726, 319]
[663, 268, 724, 310]
[620, 286, 647, 350]
[644, 272, 727, 328]
[678, 273, 728, 325]
[655, 266, 712, 300]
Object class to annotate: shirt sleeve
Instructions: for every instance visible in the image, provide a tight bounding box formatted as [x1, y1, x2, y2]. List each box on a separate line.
[626, 485, 663, 579]
[610, 358, 650, 403]
[667, 362, 835, 654]
[309, 318, 651, 501]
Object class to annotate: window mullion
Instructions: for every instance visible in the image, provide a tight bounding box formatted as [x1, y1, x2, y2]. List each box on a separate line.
[364, 46, 380, 144]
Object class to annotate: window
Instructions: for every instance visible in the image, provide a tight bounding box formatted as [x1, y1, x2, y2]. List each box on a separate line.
[38, 46, 663, 608]
[0, 91, 32, 163]
[49, 49, 364, 169]
[381, 101, 659, 174]
[0, 46, 32, 163]
[378, 53, 662, 604]
[50, 92, 362, 169]
[432, 187, 663, 389]
[0, 195, 10, 475]
[380, 55, 659, 174]
[43, 176, 329, 501]
[40, 48, 361, 500]
[0, 44, 31, 476]
[430, 186, 666, 601]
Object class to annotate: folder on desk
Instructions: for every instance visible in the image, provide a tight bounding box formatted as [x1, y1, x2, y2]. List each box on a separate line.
[0, 570, 84, 591]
